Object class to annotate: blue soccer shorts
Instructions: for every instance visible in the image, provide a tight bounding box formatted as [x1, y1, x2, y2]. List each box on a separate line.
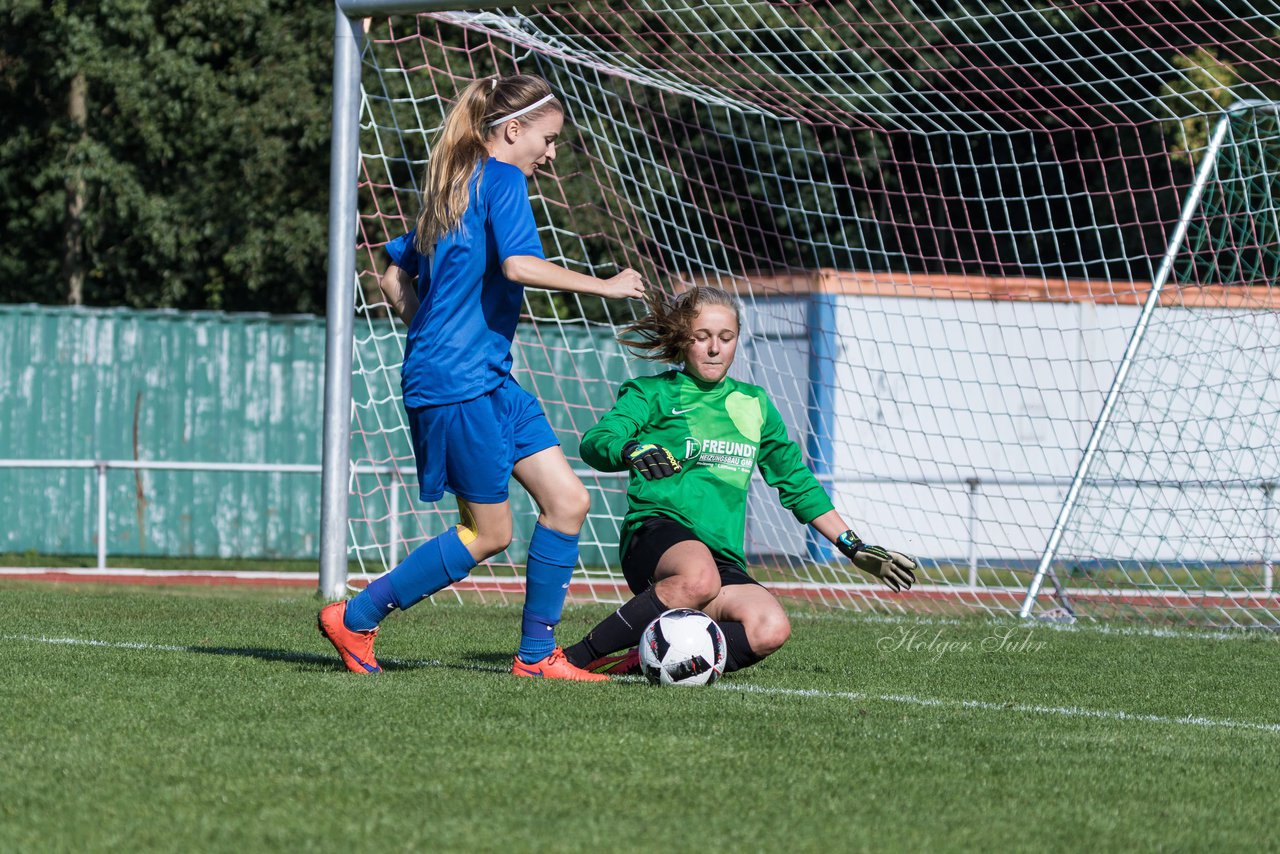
[405, 375, 560, 504]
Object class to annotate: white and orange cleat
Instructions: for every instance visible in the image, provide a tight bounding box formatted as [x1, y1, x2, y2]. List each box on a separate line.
[317, 601, 382, 674]
[512, 647, 609, 682]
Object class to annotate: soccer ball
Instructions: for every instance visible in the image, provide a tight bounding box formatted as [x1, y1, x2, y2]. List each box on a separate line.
[638, 608, 727, 686]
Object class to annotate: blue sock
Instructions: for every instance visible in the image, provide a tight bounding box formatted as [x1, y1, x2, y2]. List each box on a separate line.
[343, 527, 477, 632]
[517, 523, 579, 664]
[343, 574, 396, 631]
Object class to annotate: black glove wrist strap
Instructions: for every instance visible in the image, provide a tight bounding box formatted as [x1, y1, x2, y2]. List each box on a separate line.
[837, 530, 865, 557]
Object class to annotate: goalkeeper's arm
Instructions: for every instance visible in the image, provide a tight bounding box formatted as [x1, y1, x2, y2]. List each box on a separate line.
[810, 510, 917, 592]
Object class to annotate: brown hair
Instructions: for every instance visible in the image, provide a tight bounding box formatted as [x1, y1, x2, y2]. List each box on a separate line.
[619, 285, 743, 364]
[414, 74, 562, 254]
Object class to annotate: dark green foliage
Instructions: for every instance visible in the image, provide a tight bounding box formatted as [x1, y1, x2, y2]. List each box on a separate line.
[1177, 109, 1280, 287]
[2, 1, 1277, 312]
[0, 0, 332, 311]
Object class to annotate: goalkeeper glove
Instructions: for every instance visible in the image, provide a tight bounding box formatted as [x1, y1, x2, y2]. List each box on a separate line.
[836, 530, 917, 592]
[622, 440, 682, 481]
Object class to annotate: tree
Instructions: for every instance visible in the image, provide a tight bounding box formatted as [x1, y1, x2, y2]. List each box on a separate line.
[0, 0, 333, 312]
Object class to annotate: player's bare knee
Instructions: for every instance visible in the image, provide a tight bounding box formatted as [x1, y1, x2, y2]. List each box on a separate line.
[568, 482, 591, 523]
[677, 567, 721, 607]
[476, 538, 511, 561]
[750, 613, 791, 656]
[656, 567, 719, 609]
[532, 483, 589, 534]
[545, 482, 590, 529]
[473, 525, 513, 560]
[690, 571, 721, 607]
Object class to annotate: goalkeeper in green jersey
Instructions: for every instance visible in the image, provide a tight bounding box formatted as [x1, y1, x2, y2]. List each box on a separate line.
[562, 285, 917, 676]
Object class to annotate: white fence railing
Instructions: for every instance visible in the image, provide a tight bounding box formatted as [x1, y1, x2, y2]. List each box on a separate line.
[1, 461, 1273, 597]
[0, 459, 376, 570]
[0, 458, 607, 570]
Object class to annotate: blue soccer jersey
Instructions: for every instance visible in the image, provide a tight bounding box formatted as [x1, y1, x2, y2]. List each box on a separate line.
[386, 158, 545, 406]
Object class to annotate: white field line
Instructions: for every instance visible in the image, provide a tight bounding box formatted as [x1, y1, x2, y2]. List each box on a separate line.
[8, 633, 1279, 735]
[0, 567, 313, 581]
[7, 563, 1272, 642]
[790, 610, 1279, 642]
[725, 684, 1280, 735]
[6, 566, 1272, 640]
[7, 567, 1278, 604]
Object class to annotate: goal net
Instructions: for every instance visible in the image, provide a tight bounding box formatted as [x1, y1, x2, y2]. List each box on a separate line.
[344, 2, 1280, 628]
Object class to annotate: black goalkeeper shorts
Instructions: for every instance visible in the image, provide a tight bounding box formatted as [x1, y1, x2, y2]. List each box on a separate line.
[620, 514, 763, 596]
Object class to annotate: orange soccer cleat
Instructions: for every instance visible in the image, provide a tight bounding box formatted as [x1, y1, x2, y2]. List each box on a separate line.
[585, 647, 641, 676]
[512, 647, 609, 682]
[317, 600, 382, 674]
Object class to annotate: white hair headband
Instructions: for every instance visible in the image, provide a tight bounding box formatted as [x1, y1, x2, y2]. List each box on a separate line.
[487, 93, 557, 127]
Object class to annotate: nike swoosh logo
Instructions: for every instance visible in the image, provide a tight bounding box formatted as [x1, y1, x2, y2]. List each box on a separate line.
[349, 650, 380, 672]
[671, 407, 695, 415]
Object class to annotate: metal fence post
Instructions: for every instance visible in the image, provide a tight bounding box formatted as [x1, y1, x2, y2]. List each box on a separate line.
[1264, 482, 1275, 596]
[388, 473, 401, 568]
[966, 477, 980, 588]
[96, 462, 108, 569]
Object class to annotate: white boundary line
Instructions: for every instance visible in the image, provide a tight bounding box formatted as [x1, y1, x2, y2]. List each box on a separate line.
[0, 567, 313, 582]
[6, 567, 1278, 604]
[790, 610, 1280, 642]
[8, 633, 1279, 735]
[6, 567, 1275, 640]
[726, 684, 1280, 734]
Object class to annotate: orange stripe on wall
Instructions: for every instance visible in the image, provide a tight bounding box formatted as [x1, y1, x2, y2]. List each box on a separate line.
[681, 270, 1279, 308]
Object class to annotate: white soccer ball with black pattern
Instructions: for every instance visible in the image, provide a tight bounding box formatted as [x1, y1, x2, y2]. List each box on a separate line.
[638, 608, 727, 686]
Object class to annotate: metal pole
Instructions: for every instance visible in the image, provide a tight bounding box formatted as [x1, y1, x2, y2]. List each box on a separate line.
[96, 463, 108, 569]
[966, 477, 979, 588]
[1019, 112, 1233, 618]
[806, 291, 838, 561]
[1264, 483, 1275, 596]
[388, 474, 401, 568]
[319, 6, 364, 600]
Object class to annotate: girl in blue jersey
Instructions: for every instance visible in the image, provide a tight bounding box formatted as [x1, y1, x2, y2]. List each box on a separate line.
[319, 74, 644, 681]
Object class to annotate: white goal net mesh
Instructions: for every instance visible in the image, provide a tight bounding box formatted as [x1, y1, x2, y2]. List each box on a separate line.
[346, 2, 1280, 628]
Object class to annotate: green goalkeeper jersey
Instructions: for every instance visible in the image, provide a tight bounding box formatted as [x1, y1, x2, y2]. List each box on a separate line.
[580, 369, 834, 571]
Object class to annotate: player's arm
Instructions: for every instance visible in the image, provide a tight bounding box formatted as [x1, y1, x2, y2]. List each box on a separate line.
[487, 167, 644, 301]
[755, 396, 835, 523]
[579, 380, 649, 471]
[579, 380, 679, 480]
[379, 263, 420, 326]
[755, 398, 915, 591]
[811, 509, 917, 592]
[502, 256, 644, 301]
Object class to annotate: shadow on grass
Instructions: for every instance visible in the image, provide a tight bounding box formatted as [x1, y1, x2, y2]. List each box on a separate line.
[185, 643, 515, 675]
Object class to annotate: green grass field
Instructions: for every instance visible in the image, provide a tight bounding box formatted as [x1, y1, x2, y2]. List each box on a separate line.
[4, 552, 1271, 599]
[2, 582, 1276, 852]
